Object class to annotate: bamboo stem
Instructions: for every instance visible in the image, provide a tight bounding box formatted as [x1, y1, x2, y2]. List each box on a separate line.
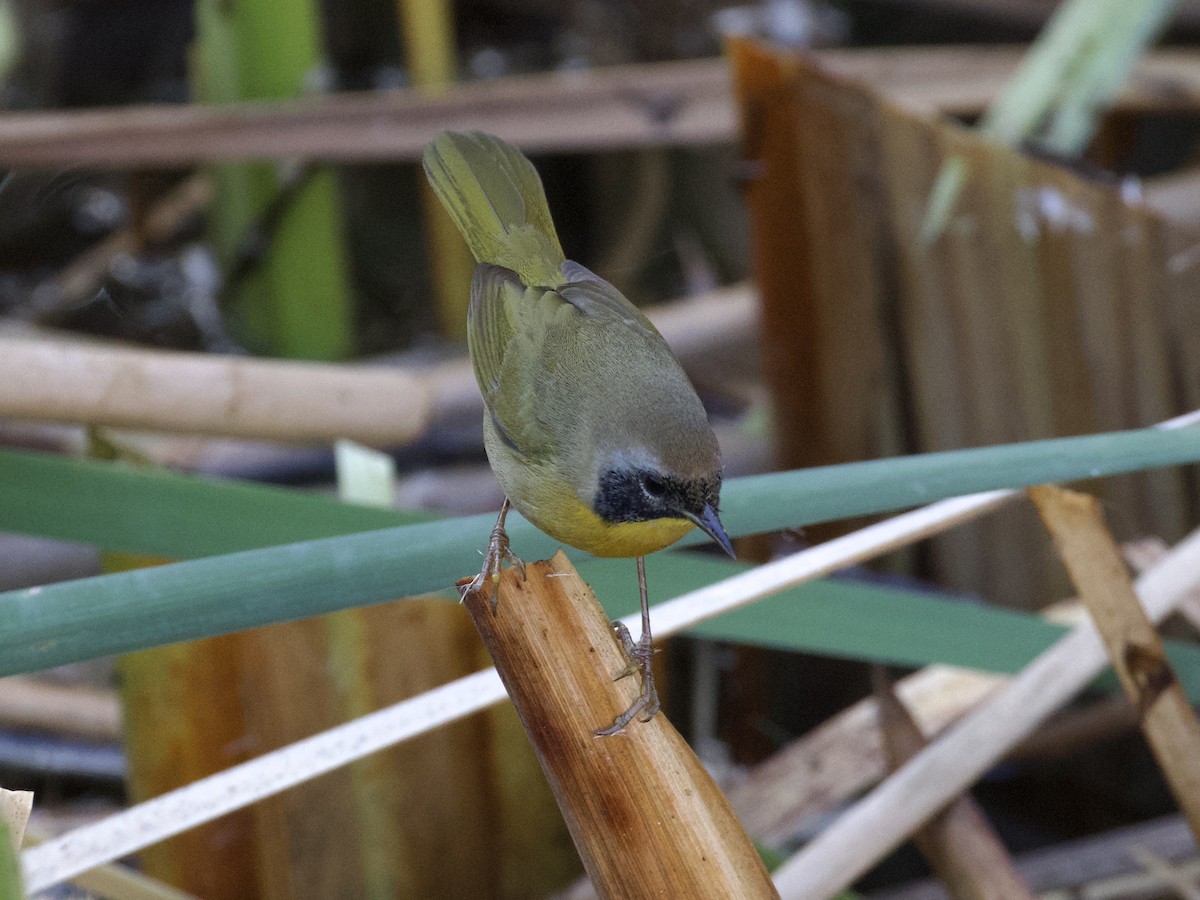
[463, 551, 777, 898]
[20, 482, 1197, 893]
[771, 522, 1200, 898]
[0, 336, 437, 446]
[1031, 485, 1200, 842]
[0, 283, 752, 444]
[875, 672, 1033, 900]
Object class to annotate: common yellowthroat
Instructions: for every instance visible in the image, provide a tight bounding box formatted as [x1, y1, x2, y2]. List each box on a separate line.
[422, 131, 733, 734]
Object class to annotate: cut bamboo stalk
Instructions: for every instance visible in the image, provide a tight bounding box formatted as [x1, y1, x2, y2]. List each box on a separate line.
[1030, 484, 1200, 842]
[463, 551, 777, 898]
[771, 522, 1200, 898]
[0, 282, 753, 444]
[874, 671, 1033, 900]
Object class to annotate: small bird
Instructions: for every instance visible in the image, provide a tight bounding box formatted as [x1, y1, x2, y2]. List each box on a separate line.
[423, 131, 733, 734]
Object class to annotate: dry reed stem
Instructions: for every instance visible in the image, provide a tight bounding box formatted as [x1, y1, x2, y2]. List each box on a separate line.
[1031, 485, 1200, 843]
[0, 284, 752, 445]
[0, 338, 438, 446]
[464, 552, 777, 898]
[771, 522, 1200, 898]
[20, 486, 1015, 893]
[729, 664, 1006, 844]
[874, 671, 1033, 900]
[22, 826, 197, 900]
[1124, 536, 1200, 632]
[728, 591, 1142, 846]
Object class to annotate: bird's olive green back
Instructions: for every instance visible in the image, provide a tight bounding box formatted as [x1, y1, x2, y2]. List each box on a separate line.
[425, 130, 721, 513]
[421, 131, 565, 286]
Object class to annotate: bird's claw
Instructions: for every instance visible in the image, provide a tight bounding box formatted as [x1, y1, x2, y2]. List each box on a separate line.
[459, 511, 525, 614]
[594, 621, 660, 736]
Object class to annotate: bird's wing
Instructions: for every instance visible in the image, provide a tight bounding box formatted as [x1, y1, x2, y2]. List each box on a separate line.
[468, 263, 559, 459]
[470, 260, 677, 465]
[557, 262, 672, 352]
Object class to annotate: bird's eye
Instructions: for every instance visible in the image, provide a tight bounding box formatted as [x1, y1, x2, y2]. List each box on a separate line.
[642, 474, 667, 497]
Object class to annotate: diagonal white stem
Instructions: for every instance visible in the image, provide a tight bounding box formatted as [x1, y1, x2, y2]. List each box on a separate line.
[772, 513, 1200, 898]
[21, 488, 1012, 892]
[22, 409, 1200, 892]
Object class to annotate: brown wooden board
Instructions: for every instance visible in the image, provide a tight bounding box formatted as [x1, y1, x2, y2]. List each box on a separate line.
[730, 37, 1198, 607]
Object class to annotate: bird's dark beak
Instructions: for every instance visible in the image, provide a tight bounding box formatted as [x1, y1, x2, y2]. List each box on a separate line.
[687, 504, 736, 559]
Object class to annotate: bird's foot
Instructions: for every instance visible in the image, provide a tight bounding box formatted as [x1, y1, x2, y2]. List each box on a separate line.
[594, 622, 660, 735]
[458, 509, 525, 614]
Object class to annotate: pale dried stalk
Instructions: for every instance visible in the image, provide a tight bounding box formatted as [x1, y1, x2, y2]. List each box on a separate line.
[22, 410, 1200, 892]
[875, 674, 1033, 900]
[23, 826, 197, 900]
[0, 338, 438, 446]
[1032, 485, 1200, 842]
[20, 487, 1014, 893]
[772, 521, 1200, 898]
[466, 552, 777, 898]
[729, 664, 1005, 844]
[728, 596, 1135, 846]
[0, 283, 752, 445]
[1124, 537, 1200, 632]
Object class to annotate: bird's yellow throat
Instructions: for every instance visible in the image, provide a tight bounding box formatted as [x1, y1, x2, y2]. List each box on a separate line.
[532, 488, 696, 559]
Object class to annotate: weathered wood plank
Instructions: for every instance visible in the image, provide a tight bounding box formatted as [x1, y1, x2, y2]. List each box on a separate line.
[6, 48, 1200, 167]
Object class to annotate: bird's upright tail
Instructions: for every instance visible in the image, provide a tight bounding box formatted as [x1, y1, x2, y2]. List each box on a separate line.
[422, 131, 565, 284]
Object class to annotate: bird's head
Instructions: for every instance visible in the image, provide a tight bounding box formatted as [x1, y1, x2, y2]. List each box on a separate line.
[591, 447, 734, 557]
